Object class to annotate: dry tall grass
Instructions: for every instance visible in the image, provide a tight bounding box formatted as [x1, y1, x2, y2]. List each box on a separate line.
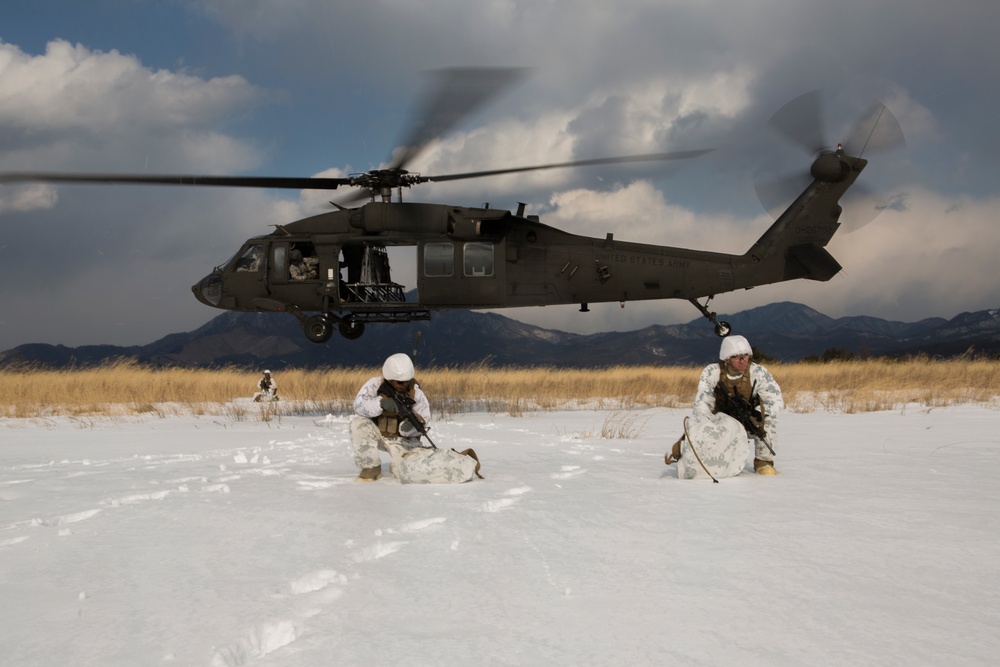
[2, 358, 998, 420]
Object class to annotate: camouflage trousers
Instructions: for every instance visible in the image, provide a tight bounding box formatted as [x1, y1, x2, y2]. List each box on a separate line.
[349, 416, 423, 470]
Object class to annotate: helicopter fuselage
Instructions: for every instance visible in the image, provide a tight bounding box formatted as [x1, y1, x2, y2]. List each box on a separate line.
[192, 149, 864, 344]
[192, 202, 738, 318]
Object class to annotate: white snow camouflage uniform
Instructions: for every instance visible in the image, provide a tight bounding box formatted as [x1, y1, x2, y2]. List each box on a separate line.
[349, 376, 478, 483]
[678, 361, 784, 479]
[253, 375, 277, 402]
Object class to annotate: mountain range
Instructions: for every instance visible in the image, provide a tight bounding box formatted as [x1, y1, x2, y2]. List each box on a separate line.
[2, 301, 999, 369]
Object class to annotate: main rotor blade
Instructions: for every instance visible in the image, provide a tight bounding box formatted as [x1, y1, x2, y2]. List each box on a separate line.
[0, 172, 351, 190]
[390, 67, 528, 171]
[422, 149, 714, 184]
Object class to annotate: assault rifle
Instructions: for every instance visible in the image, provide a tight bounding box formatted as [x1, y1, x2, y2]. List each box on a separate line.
[378, 380, 437, 449]
[713, 381, 775, 455]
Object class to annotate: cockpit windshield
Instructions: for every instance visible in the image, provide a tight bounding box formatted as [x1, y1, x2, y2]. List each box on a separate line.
[231, 244, 265, 273]
[215, 249, 240, 272]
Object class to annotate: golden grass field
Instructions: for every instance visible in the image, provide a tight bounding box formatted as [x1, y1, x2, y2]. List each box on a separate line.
[2, 358, 999, 420]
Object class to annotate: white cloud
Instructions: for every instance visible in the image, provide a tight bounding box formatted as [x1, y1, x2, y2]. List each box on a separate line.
[0, 39, 263, 134]
[0, 183, 57, 213]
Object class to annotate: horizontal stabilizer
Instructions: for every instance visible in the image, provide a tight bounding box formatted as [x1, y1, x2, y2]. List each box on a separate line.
[785, 243, 842, 282]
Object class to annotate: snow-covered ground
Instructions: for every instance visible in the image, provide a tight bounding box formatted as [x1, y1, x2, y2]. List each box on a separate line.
[2, 405, 998, 666]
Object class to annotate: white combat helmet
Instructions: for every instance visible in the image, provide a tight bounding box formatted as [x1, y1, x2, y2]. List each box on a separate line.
[382, 353, 415, 381]
[719, 335, 752, 360]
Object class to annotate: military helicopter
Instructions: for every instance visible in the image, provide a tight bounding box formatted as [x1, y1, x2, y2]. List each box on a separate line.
[0, 71, 902, 344]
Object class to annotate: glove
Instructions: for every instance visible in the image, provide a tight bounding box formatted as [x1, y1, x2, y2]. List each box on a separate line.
[379, 396, 397, 412]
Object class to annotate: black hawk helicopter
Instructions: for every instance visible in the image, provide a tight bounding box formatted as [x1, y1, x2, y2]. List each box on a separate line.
[0, 71, 902, 344]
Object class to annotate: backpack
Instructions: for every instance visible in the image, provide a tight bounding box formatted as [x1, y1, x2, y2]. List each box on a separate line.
[386, 443, 484, 484]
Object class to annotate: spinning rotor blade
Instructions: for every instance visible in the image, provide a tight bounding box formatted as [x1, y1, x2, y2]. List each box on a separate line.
[322, 149, 714, 208]
[390, 67, 528, 171]
[767, 90, 829, 155]
[1, 68, 528, 195]
[844, 100, 905, 158]
[2, 148, 713, 204]
[3, 67, 713, 206]
[0, 172, 351, 191]
[755, 91, 828, 219]
[755, 91, 905, 231]
[422, 150, 714, 184]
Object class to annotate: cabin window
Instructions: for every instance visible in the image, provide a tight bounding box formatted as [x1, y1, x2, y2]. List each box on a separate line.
[234, 244, 264, 272]
[424, 242, 454, 277]
[463, 242, 494, 277]
[273, 245, 287, 278]
[289, 242, 319, 281]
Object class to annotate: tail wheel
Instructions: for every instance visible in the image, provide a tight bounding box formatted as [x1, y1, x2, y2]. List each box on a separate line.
[339, 317, 365, 340]
[304, 315, 334, 343]
[714, 321, 732, 337]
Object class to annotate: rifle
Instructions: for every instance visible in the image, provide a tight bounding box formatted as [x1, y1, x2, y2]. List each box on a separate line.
[713, 381, 775, 455]
[378, 380, 437, 449]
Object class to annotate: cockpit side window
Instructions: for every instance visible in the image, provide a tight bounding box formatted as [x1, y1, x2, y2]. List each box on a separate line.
[234, 244, 265, 272]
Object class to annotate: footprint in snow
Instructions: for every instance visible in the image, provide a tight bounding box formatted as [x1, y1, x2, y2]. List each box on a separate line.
[32, 508, 103, 526]
[296, 480, 343, 490]
[402, 517, 447, 532]
[479, 486, 532, 513]
[210, 619, 298, 667]
[213, 570, 349, 665]
[289, 569, 347, 595]
[103, 491, 171, 506]
[551, 465, 587, 480]
[481, 497, 520, 512]
[350, 541, 407, 563]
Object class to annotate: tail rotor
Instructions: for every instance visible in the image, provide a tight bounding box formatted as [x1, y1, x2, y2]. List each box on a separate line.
[755, 91, 905, 231]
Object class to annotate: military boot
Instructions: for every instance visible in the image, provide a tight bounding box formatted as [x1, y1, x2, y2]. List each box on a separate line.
[753, 458, 777, 476]
[356, 465, 382, 482]
[664, 437, 683, 465]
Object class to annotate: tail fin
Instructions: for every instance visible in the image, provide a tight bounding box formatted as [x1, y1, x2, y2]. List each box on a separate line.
[737, 151, 867, 287]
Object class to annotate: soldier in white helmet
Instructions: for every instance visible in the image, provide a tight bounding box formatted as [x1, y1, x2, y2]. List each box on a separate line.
[253, 370, 278, 402]
[665, 335, 784, 477]
[349, 353, 433, 481]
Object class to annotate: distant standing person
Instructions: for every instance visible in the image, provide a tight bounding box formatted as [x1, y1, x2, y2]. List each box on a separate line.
[665, 335, 783, 478]
[253, 370, 278, 402]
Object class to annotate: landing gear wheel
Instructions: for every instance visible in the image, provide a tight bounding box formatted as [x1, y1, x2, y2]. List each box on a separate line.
[339, 317, 365, 340]
[304, 315, 334, 343]
[689, 298, 732, 338]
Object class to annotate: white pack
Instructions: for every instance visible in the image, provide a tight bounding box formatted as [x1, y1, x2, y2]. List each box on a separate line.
[386, 443, 483, 484]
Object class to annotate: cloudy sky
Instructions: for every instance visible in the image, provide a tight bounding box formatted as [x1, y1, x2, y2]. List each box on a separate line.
[1, 0, 998, 351]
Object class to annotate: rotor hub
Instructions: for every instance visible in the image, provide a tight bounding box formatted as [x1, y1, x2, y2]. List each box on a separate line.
[810, 148, 851, 183]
